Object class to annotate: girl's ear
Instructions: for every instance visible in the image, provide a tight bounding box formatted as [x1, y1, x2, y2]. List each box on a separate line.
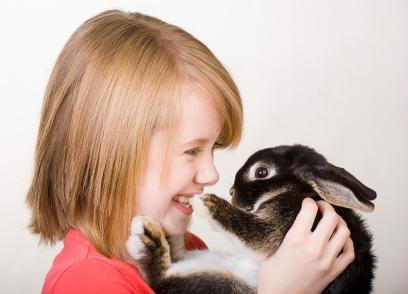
[294, 163, 376, 213]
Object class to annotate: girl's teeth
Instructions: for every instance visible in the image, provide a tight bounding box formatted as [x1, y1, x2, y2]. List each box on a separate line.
[175, 195, 192, 207]
[179, 196, 189, 203]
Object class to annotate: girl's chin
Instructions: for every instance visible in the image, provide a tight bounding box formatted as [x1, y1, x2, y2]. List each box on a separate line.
[162, 217, 191, 237]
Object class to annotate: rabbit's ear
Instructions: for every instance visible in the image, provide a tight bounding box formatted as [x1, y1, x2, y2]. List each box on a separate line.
[295, 164, 376, 213]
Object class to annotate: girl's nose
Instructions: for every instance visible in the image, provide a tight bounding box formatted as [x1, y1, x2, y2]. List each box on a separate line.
[195, 157, 219, 186]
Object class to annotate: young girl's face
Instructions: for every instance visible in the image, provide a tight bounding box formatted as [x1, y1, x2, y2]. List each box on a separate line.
[135, 86, 222, 236]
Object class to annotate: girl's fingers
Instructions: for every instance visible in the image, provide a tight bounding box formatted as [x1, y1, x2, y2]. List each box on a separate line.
[290, 198, 319, 234]
[313, 200, 339, 243]
[332, 237, 355, 278]
[327, 217, 351, 258]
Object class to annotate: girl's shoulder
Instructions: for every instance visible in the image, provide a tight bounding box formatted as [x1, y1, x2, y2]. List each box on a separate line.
[45, 258, 153, 294]
[42, 229, 207, 294]
[42, 229, 154, 294]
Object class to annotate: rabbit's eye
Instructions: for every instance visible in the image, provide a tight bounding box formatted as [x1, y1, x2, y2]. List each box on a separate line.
[246, 161, 276, 181]
[255, 167, 269, 178]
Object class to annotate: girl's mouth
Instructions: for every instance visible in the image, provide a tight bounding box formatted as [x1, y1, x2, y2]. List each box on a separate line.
[173, 195, 192, 208]
[173, 194, 194, 215]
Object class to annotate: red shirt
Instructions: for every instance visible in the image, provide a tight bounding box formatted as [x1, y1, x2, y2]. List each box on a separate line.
[42, 229, 207, 294]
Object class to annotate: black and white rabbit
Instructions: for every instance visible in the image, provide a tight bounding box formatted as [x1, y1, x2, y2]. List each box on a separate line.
[127, 144, 377, 294]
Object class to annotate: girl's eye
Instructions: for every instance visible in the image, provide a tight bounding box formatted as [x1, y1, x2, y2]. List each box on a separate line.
[185, 148, 202, 156]
[185, 143, 220, 157]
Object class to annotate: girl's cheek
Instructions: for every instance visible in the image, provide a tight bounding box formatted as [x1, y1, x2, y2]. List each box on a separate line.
[181, 163, 197, 181]
[173, 159, 196, 178]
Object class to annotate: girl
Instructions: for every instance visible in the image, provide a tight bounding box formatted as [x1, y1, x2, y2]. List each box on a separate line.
[26, 9, 354, 294]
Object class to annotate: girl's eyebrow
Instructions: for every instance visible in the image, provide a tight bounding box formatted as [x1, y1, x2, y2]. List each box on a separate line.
[180, 138, 209, 148]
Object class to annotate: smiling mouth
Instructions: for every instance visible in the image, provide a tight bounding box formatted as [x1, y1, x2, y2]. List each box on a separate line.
[173, 195, 193, 208]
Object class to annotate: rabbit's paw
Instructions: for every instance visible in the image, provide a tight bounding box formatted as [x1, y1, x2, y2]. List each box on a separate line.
[197, 194, 232, 232]
[126, 215, 168, 261]
[200, 193, 231, 215]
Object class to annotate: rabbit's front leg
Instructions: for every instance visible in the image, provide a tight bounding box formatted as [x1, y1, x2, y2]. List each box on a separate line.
[126, 216, 171, 284]
[201, 194, 282, 255]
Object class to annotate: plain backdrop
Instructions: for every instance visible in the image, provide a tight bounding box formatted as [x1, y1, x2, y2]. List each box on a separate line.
[1, 0, 407, 293]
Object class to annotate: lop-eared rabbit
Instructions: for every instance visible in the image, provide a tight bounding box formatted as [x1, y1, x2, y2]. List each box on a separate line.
[127, 144, 376, 293]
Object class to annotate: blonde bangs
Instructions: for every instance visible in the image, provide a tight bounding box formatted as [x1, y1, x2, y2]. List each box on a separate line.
[156, 55, 244, 186]
[194, 75, 242, 150]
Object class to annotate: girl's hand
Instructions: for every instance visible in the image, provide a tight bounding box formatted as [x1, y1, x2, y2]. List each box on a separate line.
[257, 198, 355, 294]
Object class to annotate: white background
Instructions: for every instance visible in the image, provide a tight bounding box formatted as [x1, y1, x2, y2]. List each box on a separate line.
[1, 0, 407, 293]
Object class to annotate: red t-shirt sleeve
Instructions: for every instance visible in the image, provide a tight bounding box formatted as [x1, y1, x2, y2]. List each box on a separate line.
[185, 232, 208, 251]
[51, 259, 152, 294]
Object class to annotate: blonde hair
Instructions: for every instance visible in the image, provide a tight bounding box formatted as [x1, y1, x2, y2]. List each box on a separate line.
[26, 9, 243, 259]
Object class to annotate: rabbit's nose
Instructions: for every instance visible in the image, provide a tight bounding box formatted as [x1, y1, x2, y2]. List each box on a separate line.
[229, 187, 235, 197]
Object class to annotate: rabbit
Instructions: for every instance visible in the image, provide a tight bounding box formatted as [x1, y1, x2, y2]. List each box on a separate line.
[127, 144, 377, 294]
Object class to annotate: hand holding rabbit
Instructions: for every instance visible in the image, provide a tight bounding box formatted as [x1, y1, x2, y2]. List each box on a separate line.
[258, 198, 355, 294]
